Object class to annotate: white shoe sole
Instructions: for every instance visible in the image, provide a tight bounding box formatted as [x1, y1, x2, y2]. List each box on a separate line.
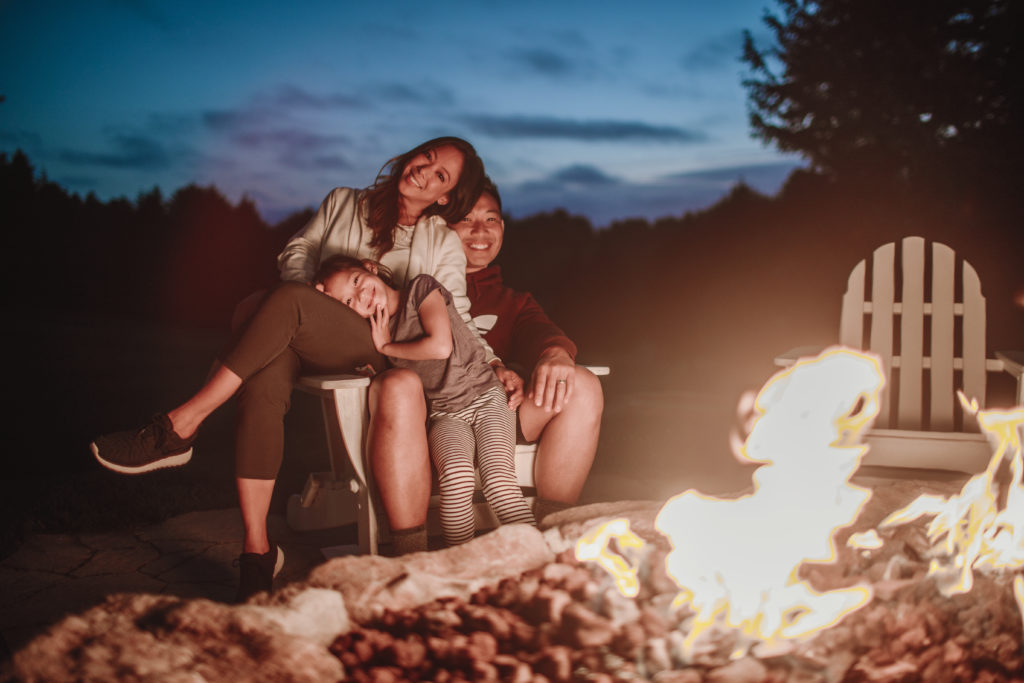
[273, 546, 285, 578]
[90, 442, 193, 474]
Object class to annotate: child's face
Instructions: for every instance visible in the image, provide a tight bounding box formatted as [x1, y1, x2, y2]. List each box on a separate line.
[316, 268, 387, 318]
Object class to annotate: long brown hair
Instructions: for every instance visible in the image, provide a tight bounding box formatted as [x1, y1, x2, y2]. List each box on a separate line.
[360, 137, 485, 257]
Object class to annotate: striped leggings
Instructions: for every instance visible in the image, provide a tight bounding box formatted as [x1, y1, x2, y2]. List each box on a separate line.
[429, 385, 537, 546]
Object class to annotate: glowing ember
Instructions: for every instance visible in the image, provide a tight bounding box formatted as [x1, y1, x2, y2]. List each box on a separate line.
[578, 347, 884, 655]
[879, 400, 1024, 596]
[574, 517, 644, 598]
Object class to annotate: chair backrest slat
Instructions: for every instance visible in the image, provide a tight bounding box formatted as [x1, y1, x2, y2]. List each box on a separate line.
[869, 242, 896, 428]
[929, 242, 956, 429]
[839, 260, 866, 348]
[898, 237, 926, 429]
[962, 260, 987, 430]
[839, 236, 990, 434]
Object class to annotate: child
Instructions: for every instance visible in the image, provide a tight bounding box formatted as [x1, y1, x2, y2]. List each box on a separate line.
[313, 255, 536, 546]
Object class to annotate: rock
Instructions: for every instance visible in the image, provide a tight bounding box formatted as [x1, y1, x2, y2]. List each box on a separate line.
[10, 593, 344, 682]
[241, 587, 348, 646]
[306, 524, 553, 622]
[705, 656, 768, 683]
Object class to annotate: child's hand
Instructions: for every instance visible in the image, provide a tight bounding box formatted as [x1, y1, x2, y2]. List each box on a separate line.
[495, 366, 524, 410]
[370, 305, 392, 353]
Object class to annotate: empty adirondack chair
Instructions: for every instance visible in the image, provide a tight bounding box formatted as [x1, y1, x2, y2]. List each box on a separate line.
[776, 236, 1022, 474]
[287, 366, 610, 554]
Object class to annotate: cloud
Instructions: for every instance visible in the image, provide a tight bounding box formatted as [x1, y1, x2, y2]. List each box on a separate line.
[664, 160, 804, 188]
[367, 82, 455, 106]
[550, 164, 619, 186]
[202, 107, 271, 133]
[230, 128, 350, 151]
[508, 47, 576, 76]
[464, 115, 705, 143]
[681, 30, 745, 70]
[58, 133, 171, 170]
[267, 84, 365, 110]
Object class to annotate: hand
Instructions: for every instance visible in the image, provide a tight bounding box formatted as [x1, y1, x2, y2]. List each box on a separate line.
[529, 347, 575, 413]
[370, 305, 392, 353]
[494, 366, 525, 410]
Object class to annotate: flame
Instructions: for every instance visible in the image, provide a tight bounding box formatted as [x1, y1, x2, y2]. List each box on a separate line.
[880, 400, 1024, 596]
[574, 518, 644, 598]
[578, 348, 883, 655]
[1016, 576, 1024, 640]
[848, 530, 883, 550]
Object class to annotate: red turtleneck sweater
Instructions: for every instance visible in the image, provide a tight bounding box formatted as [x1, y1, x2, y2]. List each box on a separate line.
[467, 265, 577, 374]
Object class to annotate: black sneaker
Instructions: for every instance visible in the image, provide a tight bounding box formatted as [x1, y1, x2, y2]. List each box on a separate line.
[235, 545, 285, 603]
[90, 414, 194, 474]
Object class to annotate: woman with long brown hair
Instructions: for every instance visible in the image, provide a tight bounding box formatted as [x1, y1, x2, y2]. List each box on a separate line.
[93, 137, 490, 601]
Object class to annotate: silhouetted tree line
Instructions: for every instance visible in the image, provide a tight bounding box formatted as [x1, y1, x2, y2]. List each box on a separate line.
[0, 149, 305, 328]
[4, 147, 1018, 397]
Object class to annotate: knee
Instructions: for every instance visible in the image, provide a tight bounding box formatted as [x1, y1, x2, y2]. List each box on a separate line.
[369, 369, 425, 410]
[571, 367, 604, 419]
[236, 372, 293, 416]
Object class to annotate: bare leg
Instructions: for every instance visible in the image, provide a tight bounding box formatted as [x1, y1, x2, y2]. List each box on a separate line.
[165, 365, 243, 440]
[236, 477, 275, 554]
[520, 366, 604, 504]
[368, 369, 431, 531]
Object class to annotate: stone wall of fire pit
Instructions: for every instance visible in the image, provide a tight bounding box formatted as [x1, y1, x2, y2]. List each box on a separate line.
[5, 482, 1023, 682]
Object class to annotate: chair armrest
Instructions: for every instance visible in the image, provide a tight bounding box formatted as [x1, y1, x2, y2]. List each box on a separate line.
[297, 374, 371, 392]
[773, 346, 825, 367]
[994, 351, 1024, 404]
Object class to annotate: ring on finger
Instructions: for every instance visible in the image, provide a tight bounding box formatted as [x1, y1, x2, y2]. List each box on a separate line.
[557, 379, 567, 385]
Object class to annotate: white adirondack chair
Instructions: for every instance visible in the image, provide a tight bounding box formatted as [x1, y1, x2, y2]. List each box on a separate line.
[776, 236, 1022, 474]
[287, 366, 609, 554]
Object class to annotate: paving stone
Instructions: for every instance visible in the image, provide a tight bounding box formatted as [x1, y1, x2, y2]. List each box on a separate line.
[0, 567, 63, 612]
[71, 545, 161, 578]
[155, 542, 240, 585]
[140, 508, 244, 543]
[0, 573, 165, 631]
[140, 541, 213, 577]
[77, 530, 145, 552]
[1, 534, 91, 574]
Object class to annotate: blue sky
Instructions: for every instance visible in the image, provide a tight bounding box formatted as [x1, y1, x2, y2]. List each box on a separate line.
[0, 0, 803, 226]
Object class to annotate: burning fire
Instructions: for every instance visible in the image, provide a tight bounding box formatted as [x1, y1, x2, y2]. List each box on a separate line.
[879, 399, 1024, 596]
[577, 346, 1024, 657]
[578, 348, 884, 655]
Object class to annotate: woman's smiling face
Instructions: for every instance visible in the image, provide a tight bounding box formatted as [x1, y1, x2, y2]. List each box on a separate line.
[397, 144, 465, 209]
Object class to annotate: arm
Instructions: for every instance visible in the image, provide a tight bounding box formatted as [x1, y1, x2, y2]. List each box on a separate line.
[510, 293, 579, 411]
[430, 226, 498, 363]
[277, 188, 358, 283]
[371, 289, 453, 361]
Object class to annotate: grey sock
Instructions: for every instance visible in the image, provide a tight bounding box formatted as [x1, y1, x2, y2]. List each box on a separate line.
[534, 498, 572, 525]
[390, 524, 427, 556]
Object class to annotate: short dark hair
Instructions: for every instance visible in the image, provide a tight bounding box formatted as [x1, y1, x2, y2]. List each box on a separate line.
[479, 176, 502, 213]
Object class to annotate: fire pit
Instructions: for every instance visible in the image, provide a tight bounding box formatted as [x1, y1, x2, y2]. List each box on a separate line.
[327, 486, 1023, 682]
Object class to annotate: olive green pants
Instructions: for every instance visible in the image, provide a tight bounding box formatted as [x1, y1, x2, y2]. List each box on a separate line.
[221, 281, 383, 479]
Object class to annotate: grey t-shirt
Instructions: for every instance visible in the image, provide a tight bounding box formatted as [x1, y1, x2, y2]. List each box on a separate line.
[390, 275, 501, 413]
